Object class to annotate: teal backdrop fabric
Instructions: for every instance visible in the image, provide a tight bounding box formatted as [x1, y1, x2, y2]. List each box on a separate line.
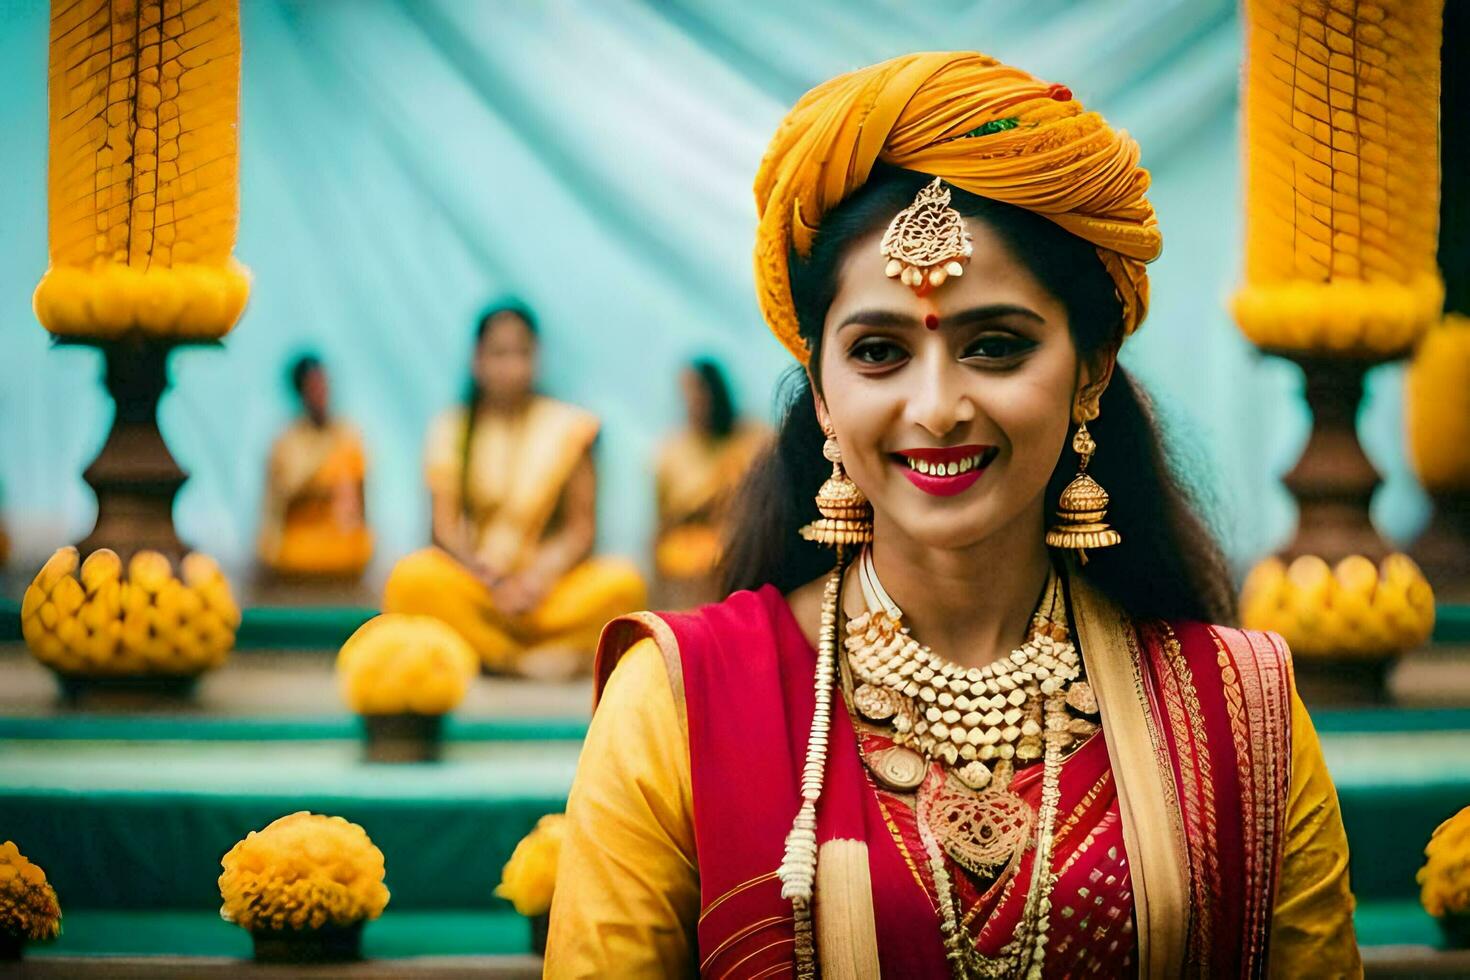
[0, 0, 1431, 583]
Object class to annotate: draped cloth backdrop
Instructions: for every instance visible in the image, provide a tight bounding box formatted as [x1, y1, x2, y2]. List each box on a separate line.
[0, 0, 1429, 582]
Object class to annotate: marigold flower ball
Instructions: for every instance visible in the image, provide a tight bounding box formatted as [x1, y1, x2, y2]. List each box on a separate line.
[336, 614, 478, 716]
[495, 814, 566, 917]
[0, 842, 62, 942]
[219, 812, 389, 932]
[1419, 806, 1470, 919]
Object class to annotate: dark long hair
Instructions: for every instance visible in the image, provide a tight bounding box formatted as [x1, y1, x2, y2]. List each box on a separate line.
[460, 299, 538, 516]
[719, 165, 1235, 625]
[690, 357, 738, 440]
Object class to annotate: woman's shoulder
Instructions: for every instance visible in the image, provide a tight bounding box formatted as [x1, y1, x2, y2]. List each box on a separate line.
[594, 585, 804, 701]
[1144, 618, 1296, 702]
[531, 395, 600, 432]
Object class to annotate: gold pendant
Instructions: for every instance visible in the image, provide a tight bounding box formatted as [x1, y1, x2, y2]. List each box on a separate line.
[866, 745, 927, 791]
[921, 776, 1035, 880]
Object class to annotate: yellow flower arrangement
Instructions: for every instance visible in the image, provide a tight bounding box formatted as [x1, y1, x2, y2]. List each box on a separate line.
[219, 812, 389, 932]
[1406, 315, 1470, 492]
[495, 814, 566, 917]
[1418, 806, 1470, 920]
[0, 842, 62, 942]
[336, 614, 479, 716]
[34, 0, 250, 340]
[21, 546, 239, 676]
[1241, 553, 1436, 658]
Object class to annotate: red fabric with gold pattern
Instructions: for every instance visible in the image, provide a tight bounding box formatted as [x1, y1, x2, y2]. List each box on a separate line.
[594, 591, 1294, 977]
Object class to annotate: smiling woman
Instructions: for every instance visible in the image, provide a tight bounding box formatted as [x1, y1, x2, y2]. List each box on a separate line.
[547, 53, 1360, 979]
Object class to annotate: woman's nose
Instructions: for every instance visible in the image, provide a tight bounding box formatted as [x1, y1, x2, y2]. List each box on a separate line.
[903, 352, 975, 437]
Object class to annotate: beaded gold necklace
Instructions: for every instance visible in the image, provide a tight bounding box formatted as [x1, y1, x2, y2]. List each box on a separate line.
[839, 547, 1099, 979]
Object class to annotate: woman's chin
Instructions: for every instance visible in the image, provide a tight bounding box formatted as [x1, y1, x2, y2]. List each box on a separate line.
[876, 504, 1005, 553]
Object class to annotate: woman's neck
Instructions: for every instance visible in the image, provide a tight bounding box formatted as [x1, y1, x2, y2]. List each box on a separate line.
[479, 393, 533, 417]
[865, 498, 1053, 670]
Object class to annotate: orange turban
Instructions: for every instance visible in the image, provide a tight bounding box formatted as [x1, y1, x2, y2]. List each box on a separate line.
[754, 52, 1162, 364]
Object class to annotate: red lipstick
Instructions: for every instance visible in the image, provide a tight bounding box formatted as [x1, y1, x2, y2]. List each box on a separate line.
[893, 445, 997, 497]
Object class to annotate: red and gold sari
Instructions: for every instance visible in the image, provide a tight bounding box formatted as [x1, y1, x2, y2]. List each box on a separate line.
[557, 576, 1356, 978]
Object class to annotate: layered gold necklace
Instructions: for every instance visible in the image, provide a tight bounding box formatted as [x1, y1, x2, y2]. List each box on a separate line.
[838, 547, 1101, 979]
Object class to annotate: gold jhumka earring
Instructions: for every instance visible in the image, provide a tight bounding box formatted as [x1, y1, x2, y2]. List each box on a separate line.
[880, 177, 974, 294]
[1045, 420, 1122, 563]
[799, 434, 873, 547]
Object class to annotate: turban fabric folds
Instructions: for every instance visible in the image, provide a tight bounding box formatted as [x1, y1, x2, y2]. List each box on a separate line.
[754, 52, 1163, 364]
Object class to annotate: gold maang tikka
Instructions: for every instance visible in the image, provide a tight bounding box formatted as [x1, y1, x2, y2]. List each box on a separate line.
[799, 434, 873, 547]
[880, 177, 974, 294]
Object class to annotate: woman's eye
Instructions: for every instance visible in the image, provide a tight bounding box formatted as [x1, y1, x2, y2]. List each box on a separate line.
[849, 339, 907, 365]
[965, 334, 1035, 361]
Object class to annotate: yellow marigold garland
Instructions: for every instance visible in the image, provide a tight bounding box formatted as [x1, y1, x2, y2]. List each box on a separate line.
[1406, 315, 1470, 492]
[21, 546, 239, 675]
[495, 814, 566, 917]
[0, 842, 62, 943]
[1419, 806, 1470, 919]
[1240, 553, 1435, 658]
[33, 0, 250, 339]
[219, 812, 389, 932]
[336, 614, 479, 716]
[1232, 0, 1443, 357]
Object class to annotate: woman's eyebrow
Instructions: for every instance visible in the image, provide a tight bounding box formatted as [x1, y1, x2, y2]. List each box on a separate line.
[836, 304, 1044, 334]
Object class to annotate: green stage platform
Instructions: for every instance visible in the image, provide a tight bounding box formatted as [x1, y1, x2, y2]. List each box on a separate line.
[0, 740, 578, 911]
[1, 721, 1467, 914]
[25, 909, 532, 958]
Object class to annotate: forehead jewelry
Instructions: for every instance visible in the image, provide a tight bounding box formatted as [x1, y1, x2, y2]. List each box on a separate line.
[923, 312, 940, 330]
[880, 177, 974, 295]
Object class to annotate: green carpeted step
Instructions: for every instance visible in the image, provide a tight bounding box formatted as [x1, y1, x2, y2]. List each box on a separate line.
[0, 705, 1459, 743]
[13, 901, 1456, 958]
[0, 740, 578, 911]
[2, 727, 1467, 913]
[26, 909, 534, 958]
[0, 714, 588, 742]
[1321, 729, 1470, 901]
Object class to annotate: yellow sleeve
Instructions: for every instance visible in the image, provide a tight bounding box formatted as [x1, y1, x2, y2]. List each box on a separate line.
[423, 409, 465, 497]
[545, 637, 698, 978]
[1268, 690, 1363, 979]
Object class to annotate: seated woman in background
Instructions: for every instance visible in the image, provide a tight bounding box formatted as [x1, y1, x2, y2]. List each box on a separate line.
[384, 301, 645, 678]
[652, 357, 769, 607]
[257, 354, 373, 579]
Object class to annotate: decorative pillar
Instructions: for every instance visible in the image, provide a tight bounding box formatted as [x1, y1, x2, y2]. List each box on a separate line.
[1234, 0, 1442, 700]
[33, 0, 250, 561]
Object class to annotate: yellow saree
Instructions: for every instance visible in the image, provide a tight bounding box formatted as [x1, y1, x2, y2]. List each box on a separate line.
[257, 418, 372, 577]
[653, 423, 769, 589]
[384, 396, 644, 671]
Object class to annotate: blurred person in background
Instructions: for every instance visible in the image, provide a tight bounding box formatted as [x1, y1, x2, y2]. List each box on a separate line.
[652, 357, 769, 608]
[384, 300, 644, 679]
[257, 354, 372, 579]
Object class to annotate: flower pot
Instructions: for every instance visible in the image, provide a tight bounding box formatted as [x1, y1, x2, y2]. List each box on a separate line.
[54, 670, 202, 709]
[251, 921, 364, 963]
[0, 933, 23, 961]
[362, 713, 444, 763]
[530, 911, 550, 956]
[1441, 913, 1470, 950]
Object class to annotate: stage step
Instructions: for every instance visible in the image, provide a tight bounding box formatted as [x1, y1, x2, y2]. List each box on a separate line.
[0, 739, 578, 911]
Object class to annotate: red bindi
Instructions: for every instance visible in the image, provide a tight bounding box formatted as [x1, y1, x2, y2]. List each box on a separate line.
[924, 313, 940, 330]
